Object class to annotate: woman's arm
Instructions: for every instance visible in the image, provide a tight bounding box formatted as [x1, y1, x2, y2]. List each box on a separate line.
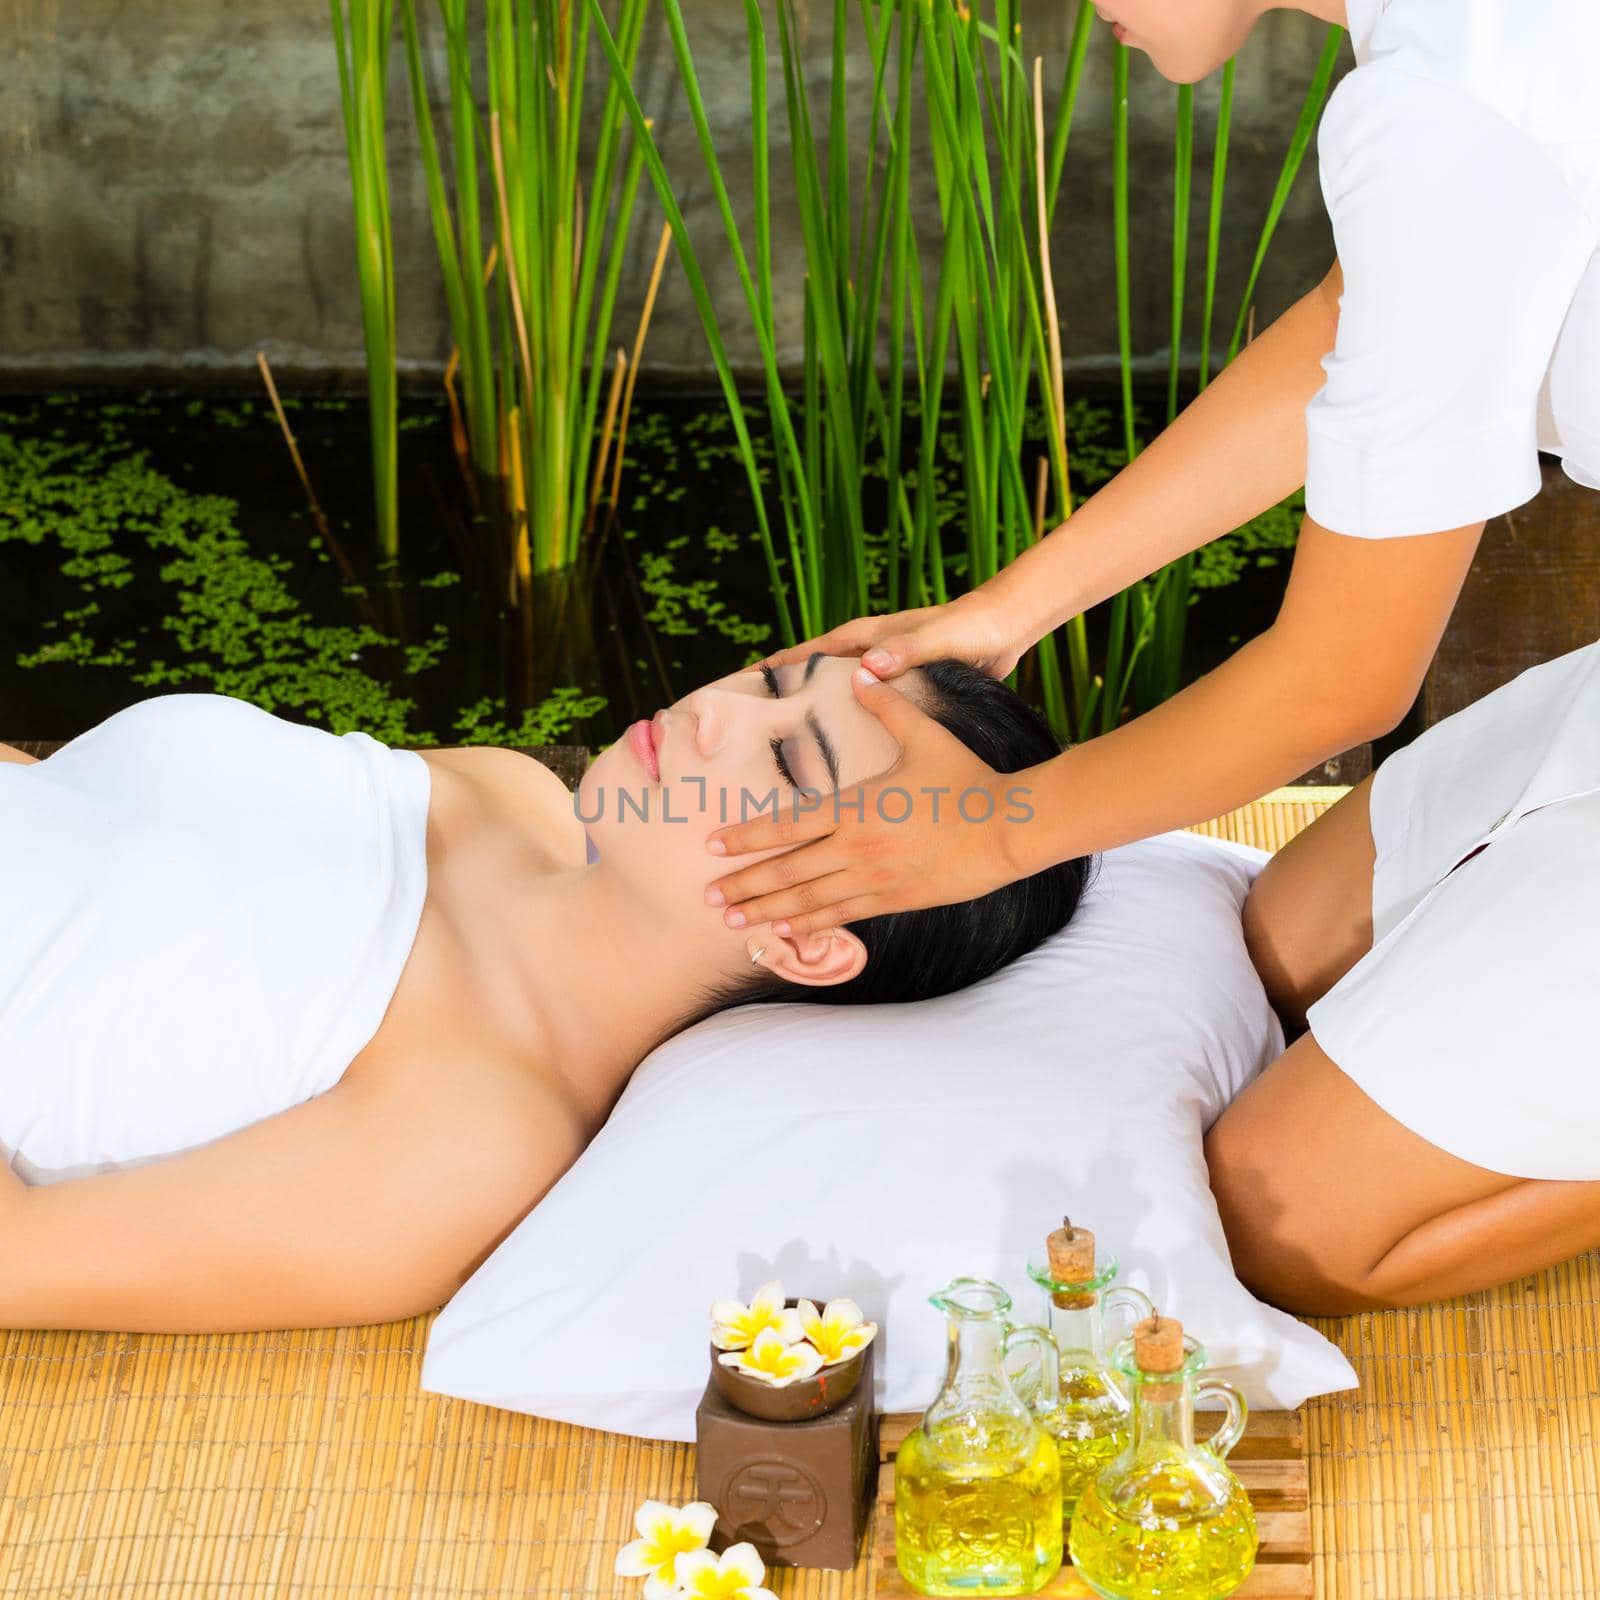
[0, 743, 39, 766]
[0, 1055, 573, 1334]
[999, 511, 1486, 871]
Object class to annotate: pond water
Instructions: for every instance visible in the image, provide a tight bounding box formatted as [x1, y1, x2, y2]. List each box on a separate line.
[0, 387, 1300, 747]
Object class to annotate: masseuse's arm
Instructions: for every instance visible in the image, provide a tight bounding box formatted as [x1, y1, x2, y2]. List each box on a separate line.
[706, 505, 1484, 935]
[996, 513, 1483, 873]
[985, 261, 1350, 646]
[706, 255, 1488, 929]
[767, 259, 1353, 683]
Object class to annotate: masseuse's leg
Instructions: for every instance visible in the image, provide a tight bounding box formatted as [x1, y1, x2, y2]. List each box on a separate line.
[1215, 775, 1600, 1314]
[1204, 1032, 1600, 1316]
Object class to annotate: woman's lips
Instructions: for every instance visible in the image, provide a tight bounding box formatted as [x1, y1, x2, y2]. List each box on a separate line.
[626, 717, 660, 782]
[1111, 19, 1128, 41]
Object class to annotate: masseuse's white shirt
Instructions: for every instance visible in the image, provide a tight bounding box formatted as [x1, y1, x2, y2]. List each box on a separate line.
[1305, 0, 1600, 537]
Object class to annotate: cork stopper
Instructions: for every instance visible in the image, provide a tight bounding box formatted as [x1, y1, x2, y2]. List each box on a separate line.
[1132, 1313, 1186, 1399]
[1132, 1313, 1185, 1371]
[1044, 1216, 1096, 1309]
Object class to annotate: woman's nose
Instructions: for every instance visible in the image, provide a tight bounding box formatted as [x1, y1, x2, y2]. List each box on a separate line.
[689, 699, 720, 758]
[684, 676, 773, 757]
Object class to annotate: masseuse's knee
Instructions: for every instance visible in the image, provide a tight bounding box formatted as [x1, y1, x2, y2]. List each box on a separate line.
[1203, 1111, 1402, 1319]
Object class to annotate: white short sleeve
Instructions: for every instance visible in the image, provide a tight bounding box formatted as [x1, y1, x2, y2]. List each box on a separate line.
[1304, 61, 1599, 539]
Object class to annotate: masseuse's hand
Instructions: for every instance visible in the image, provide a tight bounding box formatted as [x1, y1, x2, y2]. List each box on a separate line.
[703, 666, 1028, 937]
[757, 588, 1027, 683]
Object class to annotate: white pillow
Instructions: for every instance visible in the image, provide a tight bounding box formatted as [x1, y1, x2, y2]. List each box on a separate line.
[421, 829, 1359, 1440]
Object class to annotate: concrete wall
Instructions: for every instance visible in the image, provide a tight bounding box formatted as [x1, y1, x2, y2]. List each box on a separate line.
[0, 0, 1349, 389]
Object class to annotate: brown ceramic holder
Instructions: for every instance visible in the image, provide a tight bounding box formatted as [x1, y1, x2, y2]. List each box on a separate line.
[697, 1303, 878, 1572]
[709, 1298, 868, 1422]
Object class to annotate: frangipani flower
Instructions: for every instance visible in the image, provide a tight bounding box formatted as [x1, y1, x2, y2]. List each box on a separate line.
[614, 1498, 717, 1598]
[797, 1297, 878, 1367]
[673, 1542, 780, 1600]
[717, 1324, 825, 1387]
[709, 1279, 801, 1351]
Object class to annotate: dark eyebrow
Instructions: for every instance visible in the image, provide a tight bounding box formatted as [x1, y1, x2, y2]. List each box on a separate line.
[807, 708, 840, 791]
[803, 650, 822, 685]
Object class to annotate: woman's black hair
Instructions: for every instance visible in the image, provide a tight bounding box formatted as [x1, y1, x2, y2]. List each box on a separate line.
[681, 657, 1097, 1024]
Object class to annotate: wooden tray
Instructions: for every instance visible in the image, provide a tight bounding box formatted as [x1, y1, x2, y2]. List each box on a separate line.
[871, 1408, 1311, 1598]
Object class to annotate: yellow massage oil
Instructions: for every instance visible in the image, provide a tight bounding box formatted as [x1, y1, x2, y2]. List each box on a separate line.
[1026, 1219, 1154, 1528]
[895, 1416, 1064, 1596]
[894, 1277, 1064, 1596]
[1067, 1314, 1258, 1600]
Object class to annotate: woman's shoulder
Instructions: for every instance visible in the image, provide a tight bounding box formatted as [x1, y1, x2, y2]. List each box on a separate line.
[418, 742, 581, 812]
[414, 743, 587, 871]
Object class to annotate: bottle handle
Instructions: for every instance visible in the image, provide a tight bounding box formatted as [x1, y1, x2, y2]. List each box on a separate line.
[1099, 1286, 1154, 1403]
[1001, 1320, 1061, 1421]
[1102, 1284, 1154, 1334]
[1195, 1379, 1248, 1460]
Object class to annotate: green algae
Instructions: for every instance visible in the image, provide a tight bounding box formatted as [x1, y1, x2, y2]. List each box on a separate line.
[0, 404, 602, 745]
[0, 388, 1300, 749]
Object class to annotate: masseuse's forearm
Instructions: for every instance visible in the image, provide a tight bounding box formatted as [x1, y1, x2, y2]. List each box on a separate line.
[987, 267, 1342, 645]
[1001, 624, 1380, 871]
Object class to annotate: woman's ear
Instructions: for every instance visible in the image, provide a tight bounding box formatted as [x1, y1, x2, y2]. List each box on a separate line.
[756, 925, 868, 989]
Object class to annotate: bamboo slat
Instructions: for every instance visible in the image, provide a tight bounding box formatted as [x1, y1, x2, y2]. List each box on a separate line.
[0, 779, 1596, 1597]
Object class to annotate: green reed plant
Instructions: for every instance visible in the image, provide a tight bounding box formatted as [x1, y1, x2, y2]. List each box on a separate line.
[590, 0, 1094, 729]
[1223, 25, 1344, 370]
[1119, 22, 1344, 718]
[330, 0, 400, 563]
[399, 0, 654, 584]
[595, 0, 1344, 743]
[400, 0, 496, 492]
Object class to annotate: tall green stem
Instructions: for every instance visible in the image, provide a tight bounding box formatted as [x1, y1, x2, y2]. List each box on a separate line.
[331, 0, 400, 562]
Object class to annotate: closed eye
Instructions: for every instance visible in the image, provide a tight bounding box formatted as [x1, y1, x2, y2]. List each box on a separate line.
[769, 735, 799, 789]
[760, 663, 800, 789]
[758, 656, 840, 790]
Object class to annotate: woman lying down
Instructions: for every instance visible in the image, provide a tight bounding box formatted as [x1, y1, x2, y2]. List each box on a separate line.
[2, 644, 1596, 1333]
[0, 657, 1089, 1333]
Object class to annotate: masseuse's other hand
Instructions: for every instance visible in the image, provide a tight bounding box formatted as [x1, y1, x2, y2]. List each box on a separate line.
[703, 666, 1026, 937]
[757, 589, 1026, 683]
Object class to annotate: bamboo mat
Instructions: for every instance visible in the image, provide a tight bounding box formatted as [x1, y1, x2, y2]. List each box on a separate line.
[1, 779, 1597, 1597]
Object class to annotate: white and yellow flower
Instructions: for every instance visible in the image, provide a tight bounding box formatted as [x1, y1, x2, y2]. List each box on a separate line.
[673, 1542, 780, 1600]
[717, 1324, 825, 1387]
[796, 1297, 878, 1367]
[709, 1279, 801, 1351]
[614, 1498, 718, 1598]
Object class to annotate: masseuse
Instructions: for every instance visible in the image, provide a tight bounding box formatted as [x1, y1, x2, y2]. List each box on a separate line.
[701, 0, 1600, 939]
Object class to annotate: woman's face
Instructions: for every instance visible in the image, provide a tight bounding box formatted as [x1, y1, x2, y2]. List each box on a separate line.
[1093, 0, 1260, 83]
[578, 654, 918, 932]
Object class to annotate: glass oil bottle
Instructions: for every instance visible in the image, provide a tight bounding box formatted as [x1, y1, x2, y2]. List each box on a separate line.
[1024, 1218, 1154, 1528]
[894, 1276, 1064, 1596]
[1068, 1313, 1258, 1600]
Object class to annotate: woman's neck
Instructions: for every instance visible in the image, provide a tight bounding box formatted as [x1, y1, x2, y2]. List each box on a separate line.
[428, 761, 745, 1132]
[507, 862, 740, 1122]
